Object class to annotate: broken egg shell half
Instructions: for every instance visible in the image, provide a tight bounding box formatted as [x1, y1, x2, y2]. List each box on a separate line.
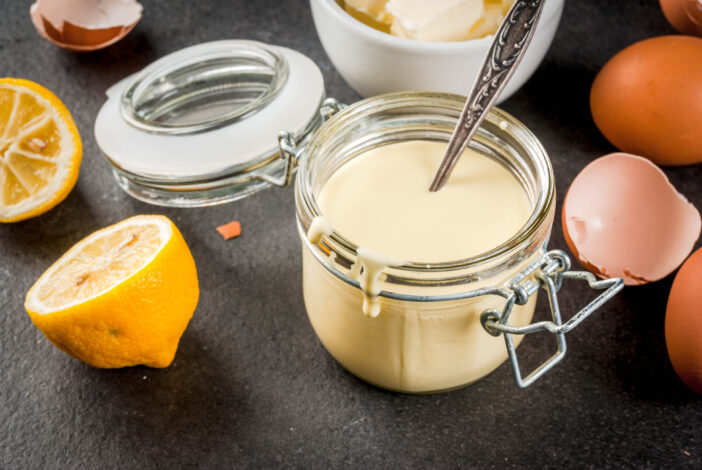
[562, 153, 701, 286]
[30, 0, 143, 52]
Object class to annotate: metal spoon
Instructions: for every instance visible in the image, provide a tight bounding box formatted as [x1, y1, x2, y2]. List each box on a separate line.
[429, 0, 547, 192]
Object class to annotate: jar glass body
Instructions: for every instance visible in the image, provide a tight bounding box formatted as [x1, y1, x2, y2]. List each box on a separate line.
[295, 92, 555, 393]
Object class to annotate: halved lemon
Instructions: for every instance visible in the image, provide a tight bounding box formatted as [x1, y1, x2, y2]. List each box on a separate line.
[0, 78, 82, 222]
[25, 215, 199, 368]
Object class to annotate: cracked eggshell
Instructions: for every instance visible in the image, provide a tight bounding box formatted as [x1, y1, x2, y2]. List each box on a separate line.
[660, 0, 702, 36]
[30, 0, 142, 52]
[562, 153, 701, 286]
[666, 247, 702, 394]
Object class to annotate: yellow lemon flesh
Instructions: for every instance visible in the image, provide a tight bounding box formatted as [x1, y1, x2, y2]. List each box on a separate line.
[0, 78, 82, 222]
[25, 215, 199, 368]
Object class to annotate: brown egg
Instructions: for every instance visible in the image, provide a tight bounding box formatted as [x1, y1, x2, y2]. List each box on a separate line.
[660, 0, 702, 36]
[666, 247, 702, 394]
[562, 153, 701, 286]
[590, 36, 702, 166]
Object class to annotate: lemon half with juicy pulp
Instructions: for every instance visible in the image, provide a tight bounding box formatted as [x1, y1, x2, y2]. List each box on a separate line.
[25, 215, 199, 368]
[0, 78, 82, 222]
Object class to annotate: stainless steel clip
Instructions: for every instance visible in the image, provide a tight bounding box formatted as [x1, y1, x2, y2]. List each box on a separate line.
[480, 250, 624, 388]
[261, 98, 345, 188]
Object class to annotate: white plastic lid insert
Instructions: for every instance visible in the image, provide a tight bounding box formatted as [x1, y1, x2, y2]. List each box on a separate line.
[94, 40, 326, 207]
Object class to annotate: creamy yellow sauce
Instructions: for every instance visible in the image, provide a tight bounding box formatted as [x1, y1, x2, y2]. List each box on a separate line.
[317, 140, 531, 262]
[302, 140, 537, 392]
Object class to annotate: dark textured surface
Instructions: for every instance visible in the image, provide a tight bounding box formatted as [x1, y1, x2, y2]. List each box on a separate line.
[1, 0, 701, 468]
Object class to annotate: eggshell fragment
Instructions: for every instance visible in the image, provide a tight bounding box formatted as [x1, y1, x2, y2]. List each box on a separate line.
[30, 0, 142, 52]
[590, 36, 702, 166]
[666, 247, 702, 394]
[660, 0, 702, 36]
[562, 153, 701, 286]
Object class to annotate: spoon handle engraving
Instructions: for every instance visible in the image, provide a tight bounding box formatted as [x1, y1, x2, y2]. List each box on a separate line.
[429, 0, 546, 192]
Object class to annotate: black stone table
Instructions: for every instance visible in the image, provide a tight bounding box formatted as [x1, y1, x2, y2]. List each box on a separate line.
[2, 1, 701, 468]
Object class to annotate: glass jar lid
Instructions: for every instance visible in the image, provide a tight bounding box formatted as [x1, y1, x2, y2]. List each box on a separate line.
[94, 40, 326, 207]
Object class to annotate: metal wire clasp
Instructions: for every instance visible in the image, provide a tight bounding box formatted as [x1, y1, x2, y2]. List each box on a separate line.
[260, 98, 345, 188]
[480, 250, 624, 388]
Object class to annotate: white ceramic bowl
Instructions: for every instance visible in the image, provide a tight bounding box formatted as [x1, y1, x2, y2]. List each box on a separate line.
[310, 0, 565, 102]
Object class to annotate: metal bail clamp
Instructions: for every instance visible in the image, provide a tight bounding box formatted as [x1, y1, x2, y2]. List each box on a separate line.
[258, 98, 346, 188]
[480, 250, 624, 388]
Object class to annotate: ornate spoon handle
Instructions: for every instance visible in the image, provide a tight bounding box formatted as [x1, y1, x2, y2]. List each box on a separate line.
[429, 0, 546, 192]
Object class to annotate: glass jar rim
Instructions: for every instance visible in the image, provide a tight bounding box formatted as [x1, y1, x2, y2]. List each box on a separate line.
[296, 91, 555, 276]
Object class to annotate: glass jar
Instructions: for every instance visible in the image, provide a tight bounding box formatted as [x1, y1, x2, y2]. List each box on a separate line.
[294, 92, 622, 393]
[95, 41, 622, 392]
